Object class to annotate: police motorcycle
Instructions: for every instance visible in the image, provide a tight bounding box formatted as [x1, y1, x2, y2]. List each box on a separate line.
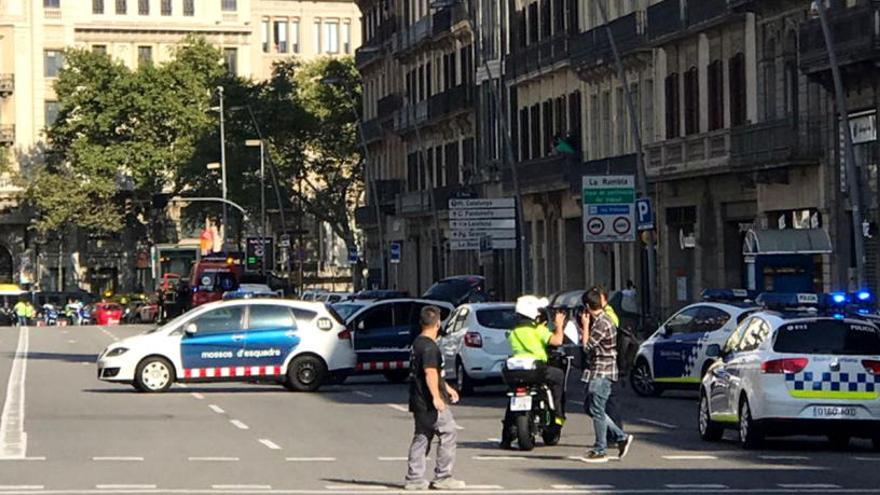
[41, 303, 59, 326]
[501, 297, 576, 451]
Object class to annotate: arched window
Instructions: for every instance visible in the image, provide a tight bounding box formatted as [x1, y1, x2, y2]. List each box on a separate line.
[707, 60, 724, 130]
[684, 66, 700, 135]
[729, 52, 747, 126]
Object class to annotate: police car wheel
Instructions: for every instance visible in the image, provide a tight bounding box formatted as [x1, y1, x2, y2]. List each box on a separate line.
[134, 357, 174, 393]
[698, 392, 723, 442]
[738, 398, 763, 449]
[456, 361, 474, 396]
[285, 355, 327, 392]
[631, 360, 661, 397]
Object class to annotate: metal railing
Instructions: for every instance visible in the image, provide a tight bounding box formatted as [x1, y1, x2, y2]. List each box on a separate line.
[571, 11, 646, 70]
[799, 0, 879, 74]
[730, 117, 824, 169]
[645, 128, 731, 179]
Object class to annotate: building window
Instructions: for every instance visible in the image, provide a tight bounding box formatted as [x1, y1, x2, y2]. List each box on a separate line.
[707, 60, 724, 131]
[261, 19, 270, 52]
[528, 2, 539, 44]
[292, 20, 300, 53]
[763, 39, 777, 121]
[221, 0, 236, 12]
[683, 66, 699, 135]
[138, 0, 148, 15]
[325, 20, 339, 53]
[665, 72, 680, 139]
[137, 45, 152, 66]
[115, 0, 126, 14]
[161, 0, 170, 15]
[45, 101, 60, 127]
[93, 0, 104, 14]
[274, 20, 288, 53]
[44, 0, 60, 7]
[183, 0, 193, 16]
[314, 20, 322, 53]
[343, 22, 351, 54]
[92, 44, 107, 54]
[223, 48, 237, 76]
[44, 50, 64, 78]
[730, 52, 747, 127]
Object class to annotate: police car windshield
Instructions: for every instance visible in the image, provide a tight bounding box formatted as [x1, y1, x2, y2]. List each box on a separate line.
[476, 307, 517, 330]
[774, 320, 880, 355]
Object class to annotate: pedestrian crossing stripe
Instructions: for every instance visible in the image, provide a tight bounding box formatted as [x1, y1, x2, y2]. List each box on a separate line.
[183, 366, 283, 379]
[356, 361, 409, 372]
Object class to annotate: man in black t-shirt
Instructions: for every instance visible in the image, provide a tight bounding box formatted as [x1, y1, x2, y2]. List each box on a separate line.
[404, 306, 466, 491]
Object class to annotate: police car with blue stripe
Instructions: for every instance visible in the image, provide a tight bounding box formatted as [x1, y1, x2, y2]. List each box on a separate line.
[699, 292, 880, 449]
[97, 299, 355, 393]
[631, 289, 759, 397]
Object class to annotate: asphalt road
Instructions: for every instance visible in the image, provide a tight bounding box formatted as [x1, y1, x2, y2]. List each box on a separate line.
[0, 324, 878, 495]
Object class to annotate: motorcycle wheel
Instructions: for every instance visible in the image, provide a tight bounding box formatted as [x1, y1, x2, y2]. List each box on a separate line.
[515, 414, 535, 451]
[542, 424, 562, 446]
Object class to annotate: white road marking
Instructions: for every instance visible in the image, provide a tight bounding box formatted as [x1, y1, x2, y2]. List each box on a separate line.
[212, 485, 271, 490]
[285, 457, 337, 462]
[472, 455, 528, 461]
[353, 390, 373, 398]
[778, 484, 842, 489]
[187, 457, 239, 462]
[79, 362, 90, 366]
[465, 485, 504, 490]
[0, 485, 43, 490]
[67, 340, 77, 344]
[486, 438, 501, 443]
[454, 424, 465, 430]
[386, 403, 409, 413]
[0, 326, 28, 458]
[552, 485, 615, 490]
[229, 419, 250, 430]
[0, 456, 45, 461]
[91, 456, 144, 461]
[377, 457, 409, 461]
[662, 454, 717, 460]
[855, 456, 880, 461]
[208, 404, 225, 414]
[259, 438, 282, 450]
[191, 392, 205, 400]
[325, 485, 388, 491]
[637, 418, 678, 429]
[760, 455, 810, 461]
[667, 484, 729, 489]
[95, 485, 156, 490]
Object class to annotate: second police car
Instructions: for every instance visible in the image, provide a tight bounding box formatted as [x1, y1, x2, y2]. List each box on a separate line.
[97, 299, 355, 393]
[699, 292, 880, 450]
[631, 289, 759, 396]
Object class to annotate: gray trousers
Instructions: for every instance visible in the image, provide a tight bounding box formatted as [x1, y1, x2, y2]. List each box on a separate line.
[406, 408, 457, 482]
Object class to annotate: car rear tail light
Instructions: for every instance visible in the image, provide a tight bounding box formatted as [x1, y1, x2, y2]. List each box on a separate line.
[761, 358, 809, 374]
[863, 360, 880, 374]
[464, 332, 483, 348]
[337, 329, 351, 340]
[515, 387, 528, 396]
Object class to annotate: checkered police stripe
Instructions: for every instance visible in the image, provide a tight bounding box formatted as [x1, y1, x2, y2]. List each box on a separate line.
[183, 366, 283, 379]
[356, 361, 409, 372]
[785, 371, 880, 399]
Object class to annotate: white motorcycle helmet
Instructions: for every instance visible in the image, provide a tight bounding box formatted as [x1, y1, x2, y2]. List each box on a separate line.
[515, 295, 550, 321]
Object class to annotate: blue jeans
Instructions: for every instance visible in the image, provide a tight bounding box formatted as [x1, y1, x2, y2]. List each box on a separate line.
[586, 378, 627, 455]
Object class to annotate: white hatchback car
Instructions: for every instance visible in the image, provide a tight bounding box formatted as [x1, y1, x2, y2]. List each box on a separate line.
[97, 299, 355, 393]
[700, 308, 880, 450]
[440, 303, 517, 395]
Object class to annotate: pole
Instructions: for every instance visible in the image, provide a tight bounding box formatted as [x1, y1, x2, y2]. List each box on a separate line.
[352, 107, 387, 289]
[218, 86, 229, 251]
[815, 0, 866, 289]
[597, 0, 657, 319]
[260, 140, 267, 277]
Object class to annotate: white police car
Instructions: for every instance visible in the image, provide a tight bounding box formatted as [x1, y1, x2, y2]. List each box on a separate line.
[631, 289, 759, 397]
[699, 293, 880, 449]
[97, 299, 355, 393]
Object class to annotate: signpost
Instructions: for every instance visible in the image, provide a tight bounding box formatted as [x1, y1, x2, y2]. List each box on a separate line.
[348, 247, 359, 266]
[245, 237, 274, 273]
[449, 198, 517, 251]
[389, 242, 401, 264]
[583, 176, 636, 243]
[636, 198, 654, 231]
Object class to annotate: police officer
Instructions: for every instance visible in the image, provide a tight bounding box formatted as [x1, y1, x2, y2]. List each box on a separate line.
[501, 296, 566, 448]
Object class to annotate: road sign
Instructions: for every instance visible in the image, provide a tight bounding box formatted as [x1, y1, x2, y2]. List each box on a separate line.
[389, 241, 401, 264]
[279, 234, 291, 248]
[245, 237, 274, 272]
[450, 208, 516, 219]
[449, 197, 517, 251]
[449, 198, 515, 209]
[583, 175, 636, 243]
[636, 198, 654, 231]
[450, 219, 516, 230]
[348, 247, 358, 265]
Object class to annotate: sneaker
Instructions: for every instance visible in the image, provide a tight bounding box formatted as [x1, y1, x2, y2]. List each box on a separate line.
[581, 450, 609, 463]
[430, 478, 466, 490]
[404, 480, 429, 491]
[617, 434, 635, 459]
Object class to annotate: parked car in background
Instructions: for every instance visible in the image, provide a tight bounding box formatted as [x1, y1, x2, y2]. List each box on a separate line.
[353, 290, 408, 301]
[134, 300, 160, 323]
[93, 302, 124, 326]
[440, 303, 516, 395]
[318, 292, 354, 304]
[301, 290, 328, 301]
[423, 276, 488, 307]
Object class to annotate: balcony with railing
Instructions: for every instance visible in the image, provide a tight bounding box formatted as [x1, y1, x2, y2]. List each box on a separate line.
[374, 179, 404, 210]
[432, 3, 468, 37]
[506, 33, 572, 81]
[730, 118, 824, 170]
[394, 99, 429, 135]
[355, 206, 378, 228]
[0, 75, 13, 97]
[356, 47, 383, 68]
[395, 15, 432, 56]
[800, 0, 880, 76]
[645, 129, 731, 180]
[571, 11, 647, 72]
[396, 185, 471, 216]
[361, 118, 384, 145]
[377, 93, 403, 117]
[428, 85, 474, 122]
[647, 0, 742, 44]
[0, 125, 14, 146]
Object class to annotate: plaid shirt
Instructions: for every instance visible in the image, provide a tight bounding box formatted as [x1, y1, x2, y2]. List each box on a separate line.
[581, 311, 619, 382]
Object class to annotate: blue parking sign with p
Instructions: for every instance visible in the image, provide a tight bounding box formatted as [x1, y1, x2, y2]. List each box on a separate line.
[348, 248, 358, 265]
[636, 198, 654, 231]
[390, 242, 401, 264]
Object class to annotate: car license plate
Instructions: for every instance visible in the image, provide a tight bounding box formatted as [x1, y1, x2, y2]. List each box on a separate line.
[811, 406, 857, 418]
[510, 396, 532, 412]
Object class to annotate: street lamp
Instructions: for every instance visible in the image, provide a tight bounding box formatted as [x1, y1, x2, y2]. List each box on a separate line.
[209, 87, 229, 251]
[246, 139, 268, 277]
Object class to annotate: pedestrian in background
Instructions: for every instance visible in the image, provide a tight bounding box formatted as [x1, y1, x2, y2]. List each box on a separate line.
[404, 305, 466, 491]
[13, 298, 28, 326]
[580, 288, 634, 463]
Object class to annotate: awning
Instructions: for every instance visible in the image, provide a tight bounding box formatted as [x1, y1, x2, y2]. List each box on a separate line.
[743, 228, 832, 256]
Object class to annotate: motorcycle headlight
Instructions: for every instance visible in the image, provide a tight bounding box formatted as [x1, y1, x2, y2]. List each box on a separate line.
[104, 347, 128, 358]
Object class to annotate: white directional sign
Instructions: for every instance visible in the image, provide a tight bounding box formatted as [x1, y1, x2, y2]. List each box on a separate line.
[449, 197, 517, 251]
[583, 175, 636, 243]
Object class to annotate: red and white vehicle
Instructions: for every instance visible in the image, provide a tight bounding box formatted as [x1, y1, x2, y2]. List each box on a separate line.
[93, 302, 124, 326]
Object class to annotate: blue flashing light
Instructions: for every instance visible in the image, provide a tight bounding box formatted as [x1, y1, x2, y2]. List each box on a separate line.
[857, 291, 872, 302]
[858, 309, 871, 315]
[831, 292, 847, 304]
[833, 313, 846, 320]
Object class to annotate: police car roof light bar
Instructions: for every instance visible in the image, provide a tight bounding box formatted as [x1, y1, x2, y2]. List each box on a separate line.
[755, 292, 820, 311]
[701, 288, 756, 302]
